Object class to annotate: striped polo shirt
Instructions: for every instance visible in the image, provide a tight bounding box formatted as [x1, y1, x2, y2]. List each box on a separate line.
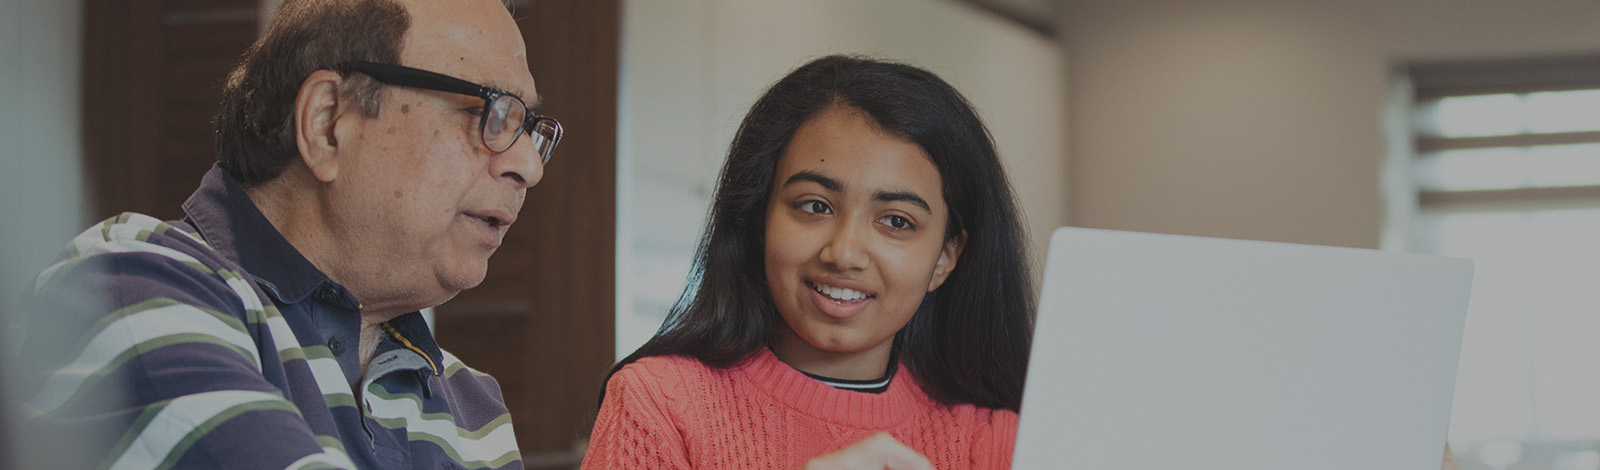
[15, 165, 522, 469]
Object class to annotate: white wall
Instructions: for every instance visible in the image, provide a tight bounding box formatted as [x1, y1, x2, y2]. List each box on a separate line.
[0, 0, 88, 313]
[1056, 0, 1600, 464]
[0, 0, 95, 466]
[617, 0, 1069, 359]
[1058, 0, 1600, 249]
[0, 2, 89, 345]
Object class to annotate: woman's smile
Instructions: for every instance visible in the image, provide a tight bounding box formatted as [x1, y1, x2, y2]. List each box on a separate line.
[764, 106, 961, 377]
[805, 280, 876, 319]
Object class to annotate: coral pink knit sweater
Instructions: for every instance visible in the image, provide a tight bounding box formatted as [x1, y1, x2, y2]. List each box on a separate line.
[581, 348, 1018, 469]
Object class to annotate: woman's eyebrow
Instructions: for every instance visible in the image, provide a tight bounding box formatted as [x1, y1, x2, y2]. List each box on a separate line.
[783, 171, 931, 213]
[874, 190, 931, 214]
[782, 171, 842, 192]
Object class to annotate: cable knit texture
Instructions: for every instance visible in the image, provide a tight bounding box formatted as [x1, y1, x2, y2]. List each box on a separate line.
[582, 348, 1017, 469]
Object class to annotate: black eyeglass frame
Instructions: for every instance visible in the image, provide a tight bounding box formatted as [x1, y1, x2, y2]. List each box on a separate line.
[335, 60, 561, 164]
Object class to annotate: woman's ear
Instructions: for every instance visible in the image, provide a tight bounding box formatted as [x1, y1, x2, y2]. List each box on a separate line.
[293, 69, 350, 183]
[927, 229, 967, 292]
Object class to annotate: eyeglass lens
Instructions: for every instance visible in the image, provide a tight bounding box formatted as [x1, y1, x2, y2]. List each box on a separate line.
[483, 94, 525, 153]
[482, 94, 559, 165]
[527, 119, 560, 165]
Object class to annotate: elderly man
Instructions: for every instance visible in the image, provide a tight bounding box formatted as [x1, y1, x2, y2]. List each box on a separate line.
[15, 0, 553, 468]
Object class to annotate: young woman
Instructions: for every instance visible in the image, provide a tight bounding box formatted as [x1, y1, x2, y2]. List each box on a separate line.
[582, 55, 1035, 469]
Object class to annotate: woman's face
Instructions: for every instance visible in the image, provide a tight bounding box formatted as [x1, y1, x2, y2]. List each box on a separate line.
[763, 106, 964, 377]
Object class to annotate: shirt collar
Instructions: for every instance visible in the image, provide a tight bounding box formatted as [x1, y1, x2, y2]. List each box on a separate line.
[378, 313, 445, 376]
[181, 164, 341, 305]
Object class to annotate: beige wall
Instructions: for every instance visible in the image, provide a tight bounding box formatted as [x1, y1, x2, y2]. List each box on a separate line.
[617, 0, 1069, 359]
[1057, 0, 1600, 249]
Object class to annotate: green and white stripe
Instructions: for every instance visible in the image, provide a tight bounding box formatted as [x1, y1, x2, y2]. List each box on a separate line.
[280, 448, 360, 470]
[441, 350, 493, 379]
[101, 389, 354, 470]
[300, 346, 357, 409]
[364, 386, 519, 469]
[26, 299, 260, 415]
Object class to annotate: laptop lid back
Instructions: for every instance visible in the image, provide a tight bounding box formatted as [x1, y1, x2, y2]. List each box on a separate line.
[1013, 227, 1472, 470]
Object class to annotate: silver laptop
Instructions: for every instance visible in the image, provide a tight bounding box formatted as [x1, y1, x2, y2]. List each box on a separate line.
[1013, 227, 1473, 470]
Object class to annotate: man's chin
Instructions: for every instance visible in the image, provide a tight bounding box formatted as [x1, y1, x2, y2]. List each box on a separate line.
[427, 271, 485, 303]
[439, 276, 484, 294]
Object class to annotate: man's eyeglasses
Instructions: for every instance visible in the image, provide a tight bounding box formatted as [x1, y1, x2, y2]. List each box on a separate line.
[336, 61, 562, 165]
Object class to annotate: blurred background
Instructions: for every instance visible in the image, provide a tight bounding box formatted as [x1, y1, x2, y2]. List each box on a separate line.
[4, 0, 1600, 468]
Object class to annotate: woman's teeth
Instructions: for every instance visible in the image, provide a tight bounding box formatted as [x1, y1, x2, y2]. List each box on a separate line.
[813, 283, 869, 301]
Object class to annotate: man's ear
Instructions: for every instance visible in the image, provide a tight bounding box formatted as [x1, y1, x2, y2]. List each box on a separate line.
[927, 229, 967, 292]
[294, 70, 351, 183]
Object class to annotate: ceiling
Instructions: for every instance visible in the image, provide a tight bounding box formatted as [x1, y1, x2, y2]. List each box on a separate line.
[960, 0, 1059, 37]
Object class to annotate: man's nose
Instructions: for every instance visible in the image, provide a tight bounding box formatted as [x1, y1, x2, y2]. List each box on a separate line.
[491, 135, 544, 189]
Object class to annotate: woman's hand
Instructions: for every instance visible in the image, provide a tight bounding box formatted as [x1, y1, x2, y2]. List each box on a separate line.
[799, 433, 934, 470]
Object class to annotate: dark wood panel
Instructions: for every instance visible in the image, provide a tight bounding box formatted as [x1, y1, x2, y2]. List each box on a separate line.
[513, 0, 620, 452]
[435, 0, 621, 462]
[84, 0, 166, 220]
[84, 1, 258, 221]
[164, 0, 257, 12]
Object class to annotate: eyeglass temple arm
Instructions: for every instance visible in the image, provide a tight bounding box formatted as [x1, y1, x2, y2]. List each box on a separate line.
[341, 61, 486, 97]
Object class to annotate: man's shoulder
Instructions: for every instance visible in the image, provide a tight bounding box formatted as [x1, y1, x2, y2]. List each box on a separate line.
[39, 212, 221, 280]
[72, 212, 207, 250]
[29, 211, 259, 323]
[16, 212, 278, 419]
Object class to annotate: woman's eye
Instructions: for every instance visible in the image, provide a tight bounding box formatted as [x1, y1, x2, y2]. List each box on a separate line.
[797, 200, 831, 214]
[882, 215, 914, 230]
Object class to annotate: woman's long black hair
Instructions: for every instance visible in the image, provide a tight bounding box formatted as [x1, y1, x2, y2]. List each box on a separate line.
[608, 55, 1035, 411]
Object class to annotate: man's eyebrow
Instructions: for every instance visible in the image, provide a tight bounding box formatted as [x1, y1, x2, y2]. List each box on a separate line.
[483, 80, 537, 108]
[782, 171, 842, 192]
[874, 190, 932, 214]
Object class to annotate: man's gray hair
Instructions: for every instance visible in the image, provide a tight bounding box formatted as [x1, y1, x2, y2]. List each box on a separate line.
[213, 0, 409, 187]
